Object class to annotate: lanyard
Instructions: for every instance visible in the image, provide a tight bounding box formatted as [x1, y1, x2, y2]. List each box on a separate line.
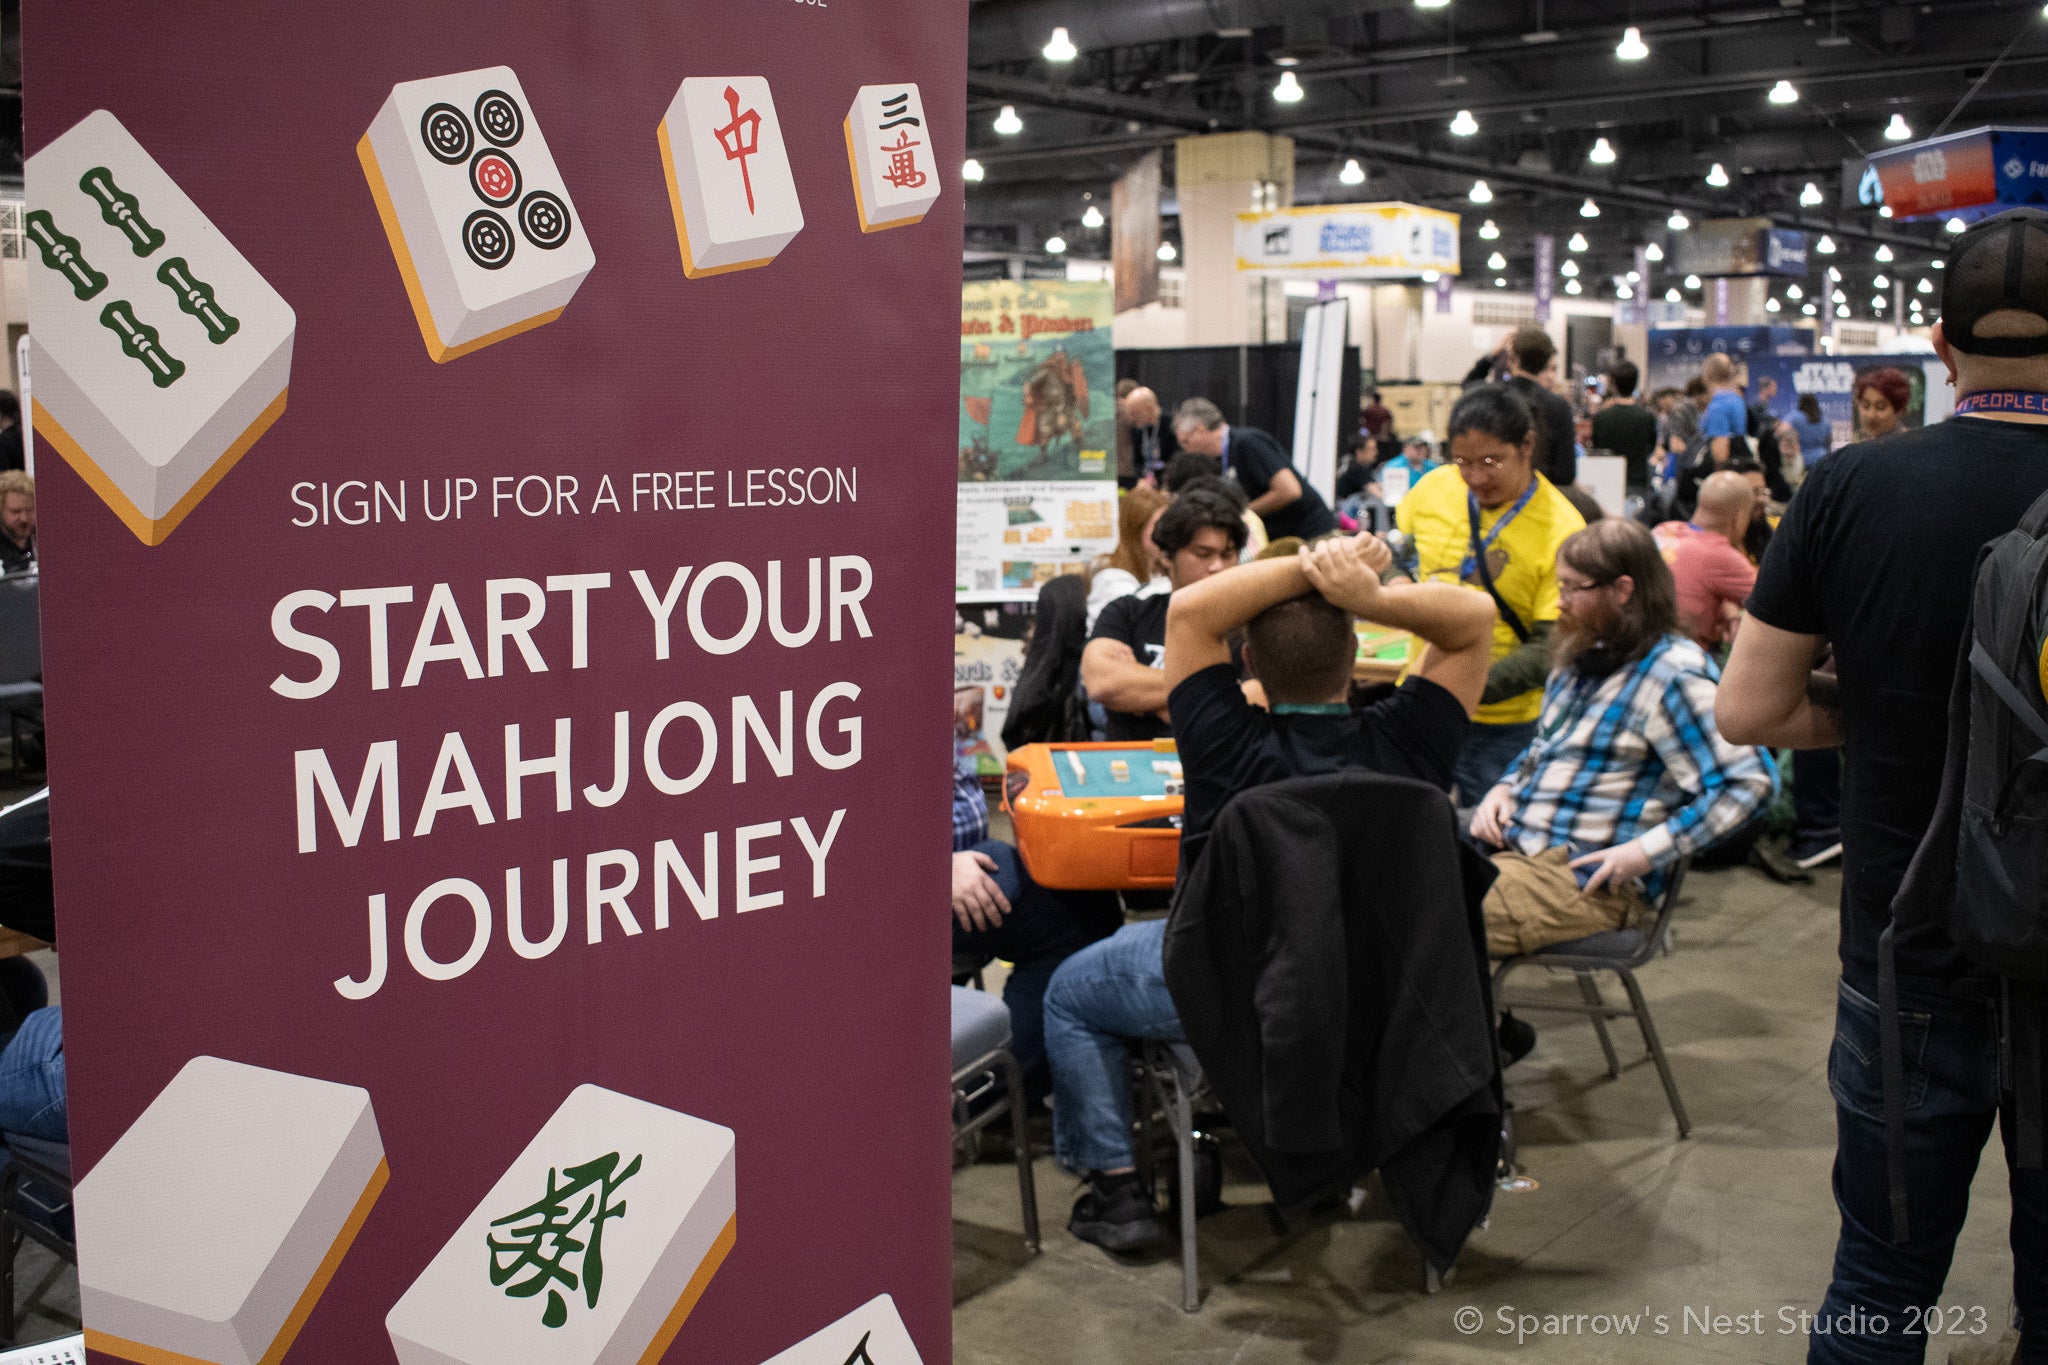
[1954, 390, 2048, 418]
[1272, 702, 1351, 715]
[1461, 479, 1537, 581]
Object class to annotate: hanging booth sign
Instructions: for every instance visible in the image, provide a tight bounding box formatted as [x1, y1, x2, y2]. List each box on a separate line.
[1867, 126, 2048, 221]
[28, 2, 965, 1362]
[1672, 218, 1808, 279]
[1234, 202, 1460, 278]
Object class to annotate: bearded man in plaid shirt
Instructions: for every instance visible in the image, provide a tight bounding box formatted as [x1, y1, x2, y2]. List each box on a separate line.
[1468, 519, 1776, 958]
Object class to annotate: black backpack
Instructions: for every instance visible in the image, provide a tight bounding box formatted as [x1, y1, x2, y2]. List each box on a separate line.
[1888, 483, 2048, 1238]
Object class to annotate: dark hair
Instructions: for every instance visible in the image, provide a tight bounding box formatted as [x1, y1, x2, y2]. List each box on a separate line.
[1447, 384, 1534, 447]
[1174, 472, 1248, 512]
[1247, 595, 1355, 704]
[1152, 487, 1248, 558]
[1161, 450, 1222, 493]
[1115, 377, 1138, 400]
[1509, 325, 1556, 374]
[1797, 392, 1823, 423]
[1853, 366, 1912, 416]
[1555, 520, 1679, 675]
[1606, 360, 1639, 398]
[1560, 485, 1606, 524]
[0, 392, 18, 425]
[1683, 376, 1709, 399]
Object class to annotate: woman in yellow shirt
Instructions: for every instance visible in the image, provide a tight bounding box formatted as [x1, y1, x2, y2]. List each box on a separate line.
[1395, 385, 1586, 802]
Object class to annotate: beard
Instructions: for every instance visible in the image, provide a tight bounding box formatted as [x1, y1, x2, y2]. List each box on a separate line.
[1551, 602, 1631, 676]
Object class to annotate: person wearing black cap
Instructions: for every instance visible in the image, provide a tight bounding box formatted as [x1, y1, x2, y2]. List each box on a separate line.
[1719, 207, 2048, 1362]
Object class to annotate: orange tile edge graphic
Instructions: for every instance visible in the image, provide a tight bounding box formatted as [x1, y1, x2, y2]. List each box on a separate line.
[81, 1156, 388, 1365]
[633, 1212, 738, 1365]
[842, 117, 926, 235]
[357, 134, 456, 363]
[33, 387, 287, 547]
[659, 120, 775, 279]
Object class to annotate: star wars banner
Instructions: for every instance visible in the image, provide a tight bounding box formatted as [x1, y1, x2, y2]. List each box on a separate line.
[26, 2, 963, 1360]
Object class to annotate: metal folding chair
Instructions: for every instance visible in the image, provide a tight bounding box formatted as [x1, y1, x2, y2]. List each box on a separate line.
[950, 986, 1040, 1255]
[1491, 859, 1694, 1137]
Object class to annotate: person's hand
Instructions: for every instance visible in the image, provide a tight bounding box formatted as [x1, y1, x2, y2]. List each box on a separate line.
[952, 850, 1011, 932]
[1298, 535, 1383, 617]
[1569, 840, 1654, 893]
[1469, 783, 1515, 847]
[1357, 532, 1394, 577]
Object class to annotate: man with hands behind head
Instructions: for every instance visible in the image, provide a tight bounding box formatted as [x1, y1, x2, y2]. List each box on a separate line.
[1043, 531, 1497, 1254]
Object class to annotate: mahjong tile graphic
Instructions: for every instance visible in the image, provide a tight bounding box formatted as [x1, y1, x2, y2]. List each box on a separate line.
[756, 1295, 924, 1365]
[386, 1084, 736, 1365]
[657, 77, 804, 278]
[359, 67, 596, 362]
[75, 1057, 387, 1365]
[843, 86, 940, 233]
[25, 110, 297, 546]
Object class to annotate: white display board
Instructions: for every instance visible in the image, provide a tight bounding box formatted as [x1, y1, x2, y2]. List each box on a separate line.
[1579, 453, 1627, 518]
[1293, 297, 1349, 506]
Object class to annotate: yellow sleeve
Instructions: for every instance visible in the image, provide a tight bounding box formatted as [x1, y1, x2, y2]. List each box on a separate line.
[1528, 490, 1585, 625]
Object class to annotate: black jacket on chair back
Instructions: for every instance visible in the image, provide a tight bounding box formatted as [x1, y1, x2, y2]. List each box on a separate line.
[1162, 770, 1502, 1273]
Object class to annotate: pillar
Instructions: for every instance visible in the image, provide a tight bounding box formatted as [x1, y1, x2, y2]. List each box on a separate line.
[1173, 132, 1294, 346]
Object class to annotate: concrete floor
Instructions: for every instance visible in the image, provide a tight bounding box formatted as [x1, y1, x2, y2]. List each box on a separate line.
[951, 861, 2024, 1364]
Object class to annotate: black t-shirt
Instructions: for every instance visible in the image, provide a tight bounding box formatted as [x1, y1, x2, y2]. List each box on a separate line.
[1227, 425, 1336, 541]
[1748, 416, 2048, 994]
[1508, 376, 1578, 488]
[1089, 592, 1172, 742]
[1335, 458, 1375, 503]
[1169, 664, 1466, 881]
[1591, 403, 1659, 488]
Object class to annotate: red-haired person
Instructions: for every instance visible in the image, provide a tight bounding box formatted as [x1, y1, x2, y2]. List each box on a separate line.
[1852, 367, 1911, 440]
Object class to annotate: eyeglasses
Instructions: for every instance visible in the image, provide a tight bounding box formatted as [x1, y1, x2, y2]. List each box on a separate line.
[1557, 578, 1613, 599]
[1449, 454, 1506, 471]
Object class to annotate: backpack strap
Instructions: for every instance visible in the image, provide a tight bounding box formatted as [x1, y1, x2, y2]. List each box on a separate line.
[1970, 640, 2048, 749]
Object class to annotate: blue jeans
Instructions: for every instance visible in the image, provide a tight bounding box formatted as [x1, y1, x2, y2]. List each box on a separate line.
[0, 1007, 64, 1141]
[1454, 718, 1538, 806]
[1043, 920, 1184, 1174]
[1811, 978, 2048, 1363]
[953, 840, 1120, 1103]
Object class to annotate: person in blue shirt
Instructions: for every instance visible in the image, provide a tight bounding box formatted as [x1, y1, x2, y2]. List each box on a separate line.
[1698, 352, 1750, 466]
[1784, 392, 1831, 469]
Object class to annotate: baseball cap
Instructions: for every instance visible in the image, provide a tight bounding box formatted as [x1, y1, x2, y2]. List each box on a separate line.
[1941, 208, 2048, 357]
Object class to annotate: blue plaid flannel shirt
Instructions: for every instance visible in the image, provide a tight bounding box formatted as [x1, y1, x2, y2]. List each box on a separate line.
[1500, 633, 1778, 899]
[953, 742, 988, 853]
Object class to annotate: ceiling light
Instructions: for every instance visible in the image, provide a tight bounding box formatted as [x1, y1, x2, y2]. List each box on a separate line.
[1766, 297, 1782, 313]
[1917, 278, 1932, 293]
[1421, 269, 1440, 282]
[1157, 241, 1177, 261]
[1666, 287, 1681, 302]
[1081, 205, 1104, 229]
[1816, 234, 1836, 254]
[1787, 284, 1803, 300]
[1470, 179, 1493, 203]
[993, 105, 1023, 135]
[1560, 260, 1580, 278]
[1803, 303, 1816, 315]
[1617, 284, 1635, 299]
[963, 158, 986, 182]
[1339, 157, 1366, 185]
[1828, 266, 1842, 281]
[1487, 250, 1507, 269]
[1565, 279, 1583, 294]
[1874, 243, 1894, 262]
[1617, 26, 1650, 60]
[1043, 26, 1078, 61]
[1933, 257, 1945, 268]
[1879, 204, 1894, 218]
[1568, 231, 1589, 252]
[1837, 304, 1851, 317]
[1668, 210, 1690, 231]
[1800, 181, 1823, 207]
[1627, 269, 1641, 282]
[1045, 236, 1066, 254]
[1415, 0, 1451, 8]
[1705, 163, 1731, 188]
[1495, 277, 1507, 288]
[1478, 220, 1501, 242]
[1768, 80, 1799, 105]
[1580, 198, 1601, 218]
[1450, 109, 1480, 137]
[1873, 294, 1887, 307]
[1947, 216, 1967, 234]
[1645, 243, 1665, 262]
[1885, 113, 1912, 141]
[1873, 273, 1888, 288]
[1589, 137, 1617, 165]
[1684, 273, 1701, 289]
[1833, 289, 1847, 303]
[1273, 71, 1305, 102]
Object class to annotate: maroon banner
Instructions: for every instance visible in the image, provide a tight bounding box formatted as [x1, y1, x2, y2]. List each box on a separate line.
[27, 2, 963, 1361]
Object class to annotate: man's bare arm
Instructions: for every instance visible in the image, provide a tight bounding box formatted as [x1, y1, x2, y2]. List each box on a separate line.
[1717, 614, 1842, 748]
[1163, 555, 1322, 693]
[1299, 538, 1498, 716]
[1081, 637, 1172, 716]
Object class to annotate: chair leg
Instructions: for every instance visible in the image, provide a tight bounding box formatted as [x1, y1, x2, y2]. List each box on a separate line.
[1169, 1072, 1199, 1313]
[1577, 972, 1622, 1078]
[1, 1171, 18, 1346]
[1615, 967, 1691, 1138]
[998, 1050, 1040, 1253]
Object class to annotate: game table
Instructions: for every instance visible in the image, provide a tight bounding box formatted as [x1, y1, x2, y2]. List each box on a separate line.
[1004, 741, 1183, 891]
[1355, 622, 1413, 683]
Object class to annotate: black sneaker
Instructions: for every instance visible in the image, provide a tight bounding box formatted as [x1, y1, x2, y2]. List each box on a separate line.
[1069, 1171, 1165, 1253]
[1497, 1011, 1537, 1067]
